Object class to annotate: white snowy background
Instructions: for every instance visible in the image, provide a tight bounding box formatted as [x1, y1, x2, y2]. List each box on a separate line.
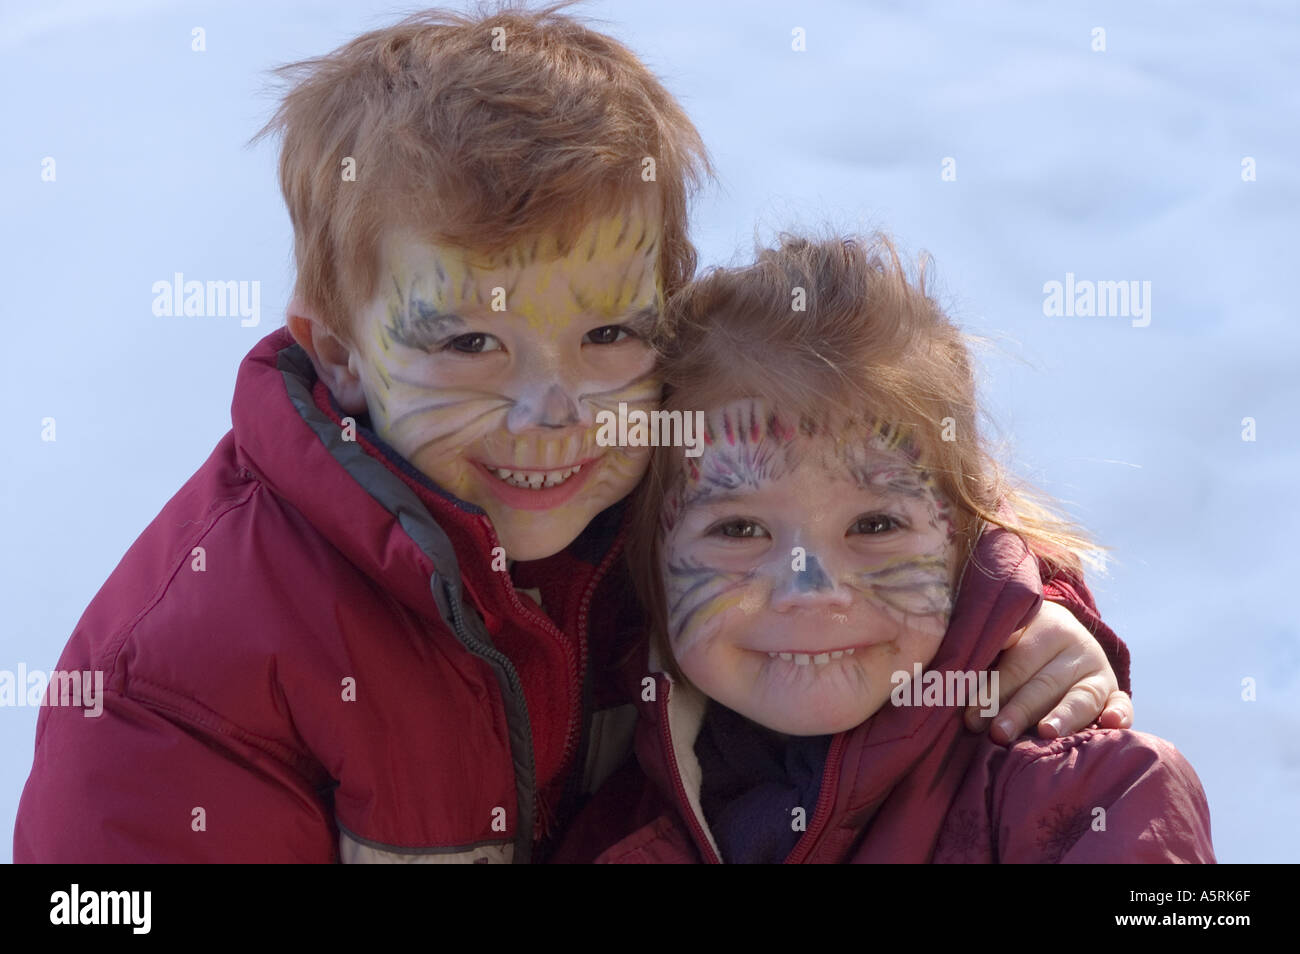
[2, 0, 1296, 863]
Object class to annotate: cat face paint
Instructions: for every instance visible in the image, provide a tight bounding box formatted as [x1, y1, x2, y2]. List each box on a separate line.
[660, 398, 959, 736]
[351, 210, 664, 560]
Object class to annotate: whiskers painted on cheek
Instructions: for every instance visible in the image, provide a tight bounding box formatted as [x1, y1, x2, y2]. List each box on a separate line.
[388, 395, 510, 429]
[664, 558, 761, 655]
[581, 367, 662, 408]
[391, 401, 511, 459]
[844, 555, 953, 621]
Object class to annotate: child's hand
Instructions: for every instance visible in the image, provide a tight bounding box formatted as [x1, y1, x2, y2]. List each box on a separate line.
[965, 600, 1134, 744]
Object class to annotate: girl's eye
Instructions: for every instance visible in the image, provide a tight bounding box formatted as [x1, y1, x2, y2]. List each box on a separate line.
[852, 513, 901, 535]
[584, 325, 634, 345]
[445, 332, 503, 354]
[708, 518, 770, 539]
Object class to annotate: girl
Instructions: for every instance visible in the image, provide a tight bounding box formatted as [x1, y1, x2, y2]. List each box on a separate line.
[558, 233, 1214, 863]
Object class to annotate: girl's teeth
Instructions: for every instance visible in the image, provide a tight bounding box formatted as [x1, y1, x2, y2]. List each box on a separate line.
[765, 648, 856, 665]
[490, 464, 582, 489]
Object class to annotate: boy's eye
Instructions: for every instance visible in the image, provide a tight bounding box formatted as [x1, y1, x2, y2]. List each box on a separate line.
[852, 513, 901, 535]
[445, 332, 503, 354]
[708, 518, 770, 539]
[584, 325, 634, 345]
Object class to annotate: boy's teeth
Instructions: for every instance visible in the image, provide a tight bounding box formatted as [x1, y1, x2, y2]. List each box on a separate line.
[766, 648, 856, 665]
[490, 464, 582, 489]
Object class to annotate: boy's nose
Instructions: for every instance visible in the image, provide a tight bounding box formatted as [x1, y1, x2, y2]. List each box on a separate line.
[768, 553, 854, 612]
[507, 383, 581, 430]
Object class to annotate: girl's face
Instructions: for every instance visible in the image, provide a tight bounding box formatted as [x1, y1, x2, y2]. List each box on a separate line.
[659, 397, 960, 736]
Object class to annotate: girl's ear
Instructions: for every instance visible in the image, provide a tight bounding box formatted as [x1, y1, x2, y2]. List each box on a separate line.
[286, 296, 369, 414]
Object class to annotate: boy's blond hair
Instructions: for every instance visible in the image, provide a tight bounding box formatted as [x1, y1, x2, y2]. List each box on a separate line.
[251, 2, 711, 343]
[630, 232, 1102, 678]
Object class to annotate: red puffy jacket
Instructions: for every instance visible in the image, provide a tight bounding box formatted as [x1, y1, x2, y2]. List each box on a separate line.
[554, 525, 1210, 864]
[13, 328, 646, 863]
[13, 328, 1132, 863]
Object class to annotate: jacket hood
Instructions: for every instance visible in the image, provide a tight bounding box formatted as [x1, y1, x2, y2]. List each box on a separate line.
[635, 520, 1044, 863]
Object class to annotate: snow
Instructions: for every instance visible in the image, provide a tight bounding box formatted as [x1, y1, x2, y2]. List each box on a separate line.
[2, 0, 1295, 862]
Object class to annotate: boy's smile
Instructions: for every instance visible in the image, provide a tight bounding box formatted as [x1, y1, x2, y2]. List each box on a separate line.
[302, 208, 665, 561]
[660, 398, 960, 736]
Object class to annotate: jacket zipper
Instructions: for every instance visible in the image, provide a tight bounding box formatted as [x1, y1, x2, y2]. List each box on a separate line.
[478, 516, 624, 841]
[557, 532, 626, 814]
[439, 578, 537, 863]
[783, 732, 846, 863]
[657, 681, 722, 864]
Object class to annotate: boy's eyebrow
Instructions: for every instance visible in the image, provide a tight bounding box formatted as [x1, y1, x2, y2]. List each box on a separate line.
[406, 309, 467, 335]
[618, 304, 660, 335]
[569, 290, 660, 330]
[385, 284, 469, 350]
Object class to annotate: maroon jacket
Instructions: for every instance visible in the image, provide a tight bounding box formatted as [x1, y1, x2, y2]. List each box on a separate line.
[555, 525, 1211, 864]
[13, 328, 645, 863]
[14, 328, 1135, 863]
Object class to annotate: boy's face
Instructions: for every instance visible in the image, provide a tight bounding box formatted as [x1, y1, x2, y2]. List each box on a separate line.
[659, 398, 960, 736]
[349, 210, 664, 561]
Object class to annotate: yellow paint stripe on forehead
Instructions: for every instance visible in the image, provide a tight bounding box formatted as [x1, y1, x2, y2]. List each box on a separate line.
[405, 211, 661, 333]
[871, 418, 912, 453]
[570, 233, 661, 316]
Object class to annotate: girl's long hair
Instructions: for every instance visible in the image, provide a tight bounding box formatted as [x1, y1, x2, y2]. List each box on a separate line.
[628, 232, 1102, 681]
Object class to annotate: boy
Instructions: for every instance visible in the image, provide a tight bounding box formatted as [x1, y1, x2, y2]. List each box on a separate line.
[14, 4, 1130, 863]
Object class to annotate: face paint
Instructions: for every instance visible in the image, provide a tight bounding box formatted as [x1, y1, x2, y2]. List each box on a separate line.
[350, 209, 664, 561]
[660, 397, 959, 736]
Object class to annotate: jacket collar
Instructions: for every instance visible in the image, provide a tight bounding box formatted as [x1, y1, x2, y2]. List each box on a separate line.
[230, 327, 628, 628]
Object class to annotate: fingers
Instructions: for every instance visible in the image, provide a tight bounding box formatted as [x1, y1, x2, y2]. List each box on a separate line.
[988, 662, 1097, 744]
[981, 648, 1107, 744]
[1096, 689, 1134, 729]
[966, 668, 1130, 743]
[967, 657, 1082, 744]
[1002, 624, 1027, 652]
[1036, 676, 1114, 739]
[963, 625, 1056, 735]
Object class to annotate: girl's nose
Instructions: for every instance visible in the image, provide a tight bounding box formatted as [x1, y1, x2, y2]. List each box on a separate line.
[768, 553, 854, 612]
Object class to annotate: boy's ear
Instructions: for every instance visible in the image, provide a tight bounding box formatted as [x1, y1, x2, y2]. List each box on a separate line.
[286, 295, 369, 415]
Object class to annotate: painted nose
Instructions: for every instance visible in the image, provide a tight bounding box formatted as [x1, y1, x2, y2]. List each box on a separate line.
[507, 383, 581, 431]
[768, 553, 853, 612]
